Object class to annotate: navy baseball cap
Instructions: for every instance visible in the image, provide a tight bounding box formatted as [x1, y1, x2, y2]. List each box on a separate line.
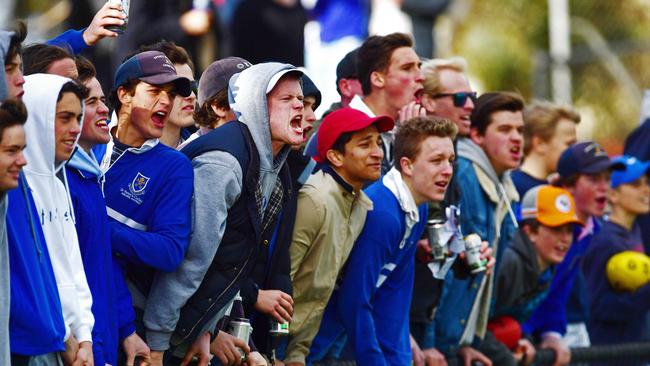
[114, 51, 192, 97]
[557, 141, 625, 179]
[611, 155, 650, 188]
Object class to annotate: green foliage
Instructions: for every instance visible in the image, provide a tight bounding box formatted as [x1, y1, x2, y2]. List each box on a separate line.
[453, 0, 650, 144]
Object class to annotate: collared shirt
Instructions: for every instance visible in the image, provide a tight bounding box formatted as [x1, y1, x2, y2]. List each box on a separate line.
[578, 216, 595, 241]
[383, 167, 419, 248]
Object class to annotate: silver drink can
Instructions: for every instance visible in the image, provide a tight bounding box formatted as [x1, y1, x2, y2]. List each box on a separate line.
[427, 219, 447, 261]
[106, 0, 130, 34]
[227, 318, 252, 361]
[464, 234, 487, 274]
[269, 320, 289, 336]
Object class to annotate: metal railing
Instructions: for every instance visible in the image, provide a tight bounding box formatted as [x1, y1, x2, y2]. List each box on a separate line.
[312, 341, 650, 366]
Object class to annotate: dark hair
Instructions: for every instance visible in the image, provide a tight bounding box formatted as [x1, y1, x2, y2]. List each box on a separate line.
[0, 100, 28, 142]
[75, 56, 97, 83]
[57, 81, 89, 103]
[357, 33, 413, 96]
[139, 40, 195, 73]
[470, 91, 525, 135]
[330, 131, 355, 156]
[394, 116, 458, 172]
[557, 173, 580, 188]
[6, 20, 27, 65]
[22, 43, 73, 76]
[521, 218, 540, 232]
[194, 89, 229, 128]
[108, 79, 140, 113]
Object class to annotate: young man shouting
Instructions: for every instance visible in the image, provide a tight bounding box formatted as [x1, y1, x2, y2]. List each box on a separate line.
[101, 50, 194, 361]
[144, 62, 304, 366]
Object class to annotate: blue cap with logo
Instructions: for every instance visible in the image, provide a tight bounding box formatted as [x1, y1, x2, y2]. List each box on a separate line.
[114, 50, 192, 97]
[610, 155, 650, 188]
[557, 141, 624, 179]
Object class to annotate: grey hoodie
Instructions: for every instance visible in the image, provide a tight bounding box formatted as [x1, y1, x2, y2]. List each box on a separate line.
[0, 30, 13, 101]
[144, 63, 302, 352]
[0, 194, 9, 366]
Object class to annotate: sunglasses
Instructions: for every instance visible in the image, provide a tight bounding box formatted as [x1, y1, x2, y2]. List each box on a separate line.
[432, 91, 477, 107]
[190, 80, 199, 96]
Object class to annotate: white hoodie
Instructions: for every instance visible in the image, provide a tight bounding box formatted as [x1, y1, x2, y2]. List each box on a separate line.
[22, 74, 94, 343]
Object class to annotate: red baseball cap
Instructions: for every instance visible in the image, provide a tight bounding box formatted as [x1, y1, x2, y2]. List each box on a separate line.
[316, 108, 394, 164]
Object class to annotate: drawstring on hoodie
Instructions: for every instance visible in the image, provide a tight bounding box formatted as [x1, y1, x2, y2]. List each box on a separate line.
[498, 183, 519, 229]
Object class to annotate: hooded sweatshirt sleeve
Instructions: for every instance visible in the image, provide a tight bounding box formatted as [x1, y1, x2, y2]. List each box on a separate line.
[144, 151, 243, 351]
[47, 29, 88, 55]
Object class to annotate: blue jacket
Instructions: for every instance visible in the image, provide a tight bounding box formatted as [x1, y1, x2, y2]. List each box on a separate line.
[67, 151, 118, 366]
[47, 29, 88, 55]
[523, 219, 600, 337]
[103, 141, 193, 295]
[310, 179, 428, 366]
[433, 154, 518, 355]
[583, 221, 650, 345]
[7, 175, 66, 355]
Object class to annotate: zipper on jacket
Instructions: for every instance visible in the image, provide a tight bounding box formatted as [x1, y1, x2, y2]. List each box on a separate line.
[181, 247, 256, 341]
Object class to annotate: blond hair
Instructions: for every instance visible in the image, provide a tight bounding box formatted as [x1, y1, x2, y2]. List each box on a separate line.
[421, 57, 468, 96]
[523, 100, 581, 156]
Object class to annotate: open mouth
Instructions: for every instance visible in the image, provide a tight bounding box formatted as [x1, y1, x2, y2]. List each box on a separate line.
[414, 89, 424, 104]
[302, 125, 313, 141]
[63, 139, 76, 150]
[95, 118, 109, 131]
[595, 196, 607, 206]
[152, 110, 168, 128]
[435, 180, 449, 190]
[459, 114, 471, 127]
[510, 146, 521, 158]
[8, 169, 20, 179]
[290, 115, 303, 135]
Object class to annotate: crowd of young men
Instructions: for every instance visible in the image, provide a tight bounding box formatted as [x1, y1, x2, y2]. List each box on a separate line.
[1, 9, 650, 366]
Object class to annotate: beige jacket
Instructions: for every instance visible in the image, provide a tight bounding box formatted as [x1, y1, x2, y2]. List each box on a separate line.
[284, 169, 373, 364]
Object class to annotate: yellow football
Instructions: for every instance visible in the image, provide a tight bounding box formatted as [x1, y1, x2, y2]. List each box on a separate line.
[606, 251, 650, 292]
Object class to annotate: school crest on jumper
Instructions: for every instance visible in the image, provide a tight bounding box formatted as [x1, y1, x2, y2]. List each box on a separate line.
[129, 172, 150, 195]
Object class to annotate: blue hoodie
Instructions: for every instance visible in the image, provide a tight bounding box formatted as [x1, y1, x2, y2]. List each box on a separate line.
[7, 174, 66, 355]
[66, 148, 118, 365]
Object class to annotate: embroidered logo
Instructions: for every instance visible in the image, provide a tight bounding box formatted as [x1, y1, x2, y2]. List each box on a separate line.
[130, 173, 150, 195]
[120, 172, 150, 205]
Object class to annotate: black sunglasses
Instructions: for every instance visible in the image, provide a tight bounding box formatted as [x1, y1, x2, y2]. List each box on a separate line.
[190, 80, 199, 95]
[432, 91, 477, 107]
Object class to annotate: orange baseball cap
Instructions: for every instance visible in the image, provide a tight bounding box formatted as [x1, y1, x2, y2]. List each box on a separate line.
[520, 185, 583, 227]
